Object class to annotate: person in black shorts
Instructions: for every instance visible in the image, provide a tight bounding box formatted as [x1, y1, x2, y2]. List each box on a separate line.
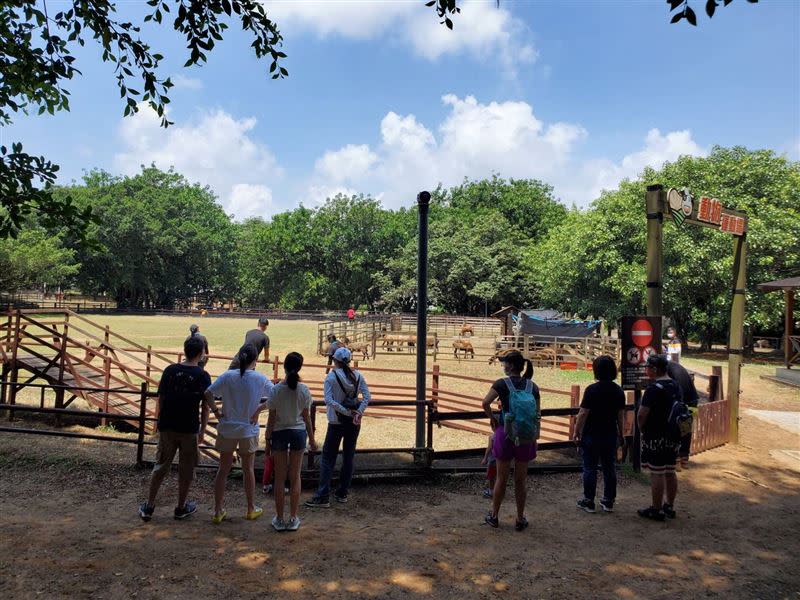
[638, 354, 681, 521]
[667, 360, 699, 469]
[138, 335, 212, 521]
[229, 317, 270, 369]
[574, 355, 626, 513]
[186, 324, 209, 368]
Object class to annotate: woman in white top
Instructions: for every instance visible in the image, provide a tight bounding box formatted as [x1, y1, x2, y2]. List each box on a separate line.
[202, 343, 273, 524]
[252, 352, 316, 531]
[305, 347, 371, 507]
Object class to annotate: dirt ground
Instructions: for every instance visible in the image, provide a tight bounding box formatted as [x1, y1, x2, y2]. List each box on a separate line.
[1, 405, 798, 600]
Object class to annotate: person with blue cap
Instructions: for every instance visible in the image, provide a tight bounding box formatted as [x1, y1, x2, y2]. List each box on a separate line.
[305, 347, 371, 507]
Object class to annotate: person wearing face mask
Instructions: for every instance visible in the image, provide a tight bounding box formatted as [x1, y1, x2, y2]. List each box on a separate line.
[481, 350, 540, 531]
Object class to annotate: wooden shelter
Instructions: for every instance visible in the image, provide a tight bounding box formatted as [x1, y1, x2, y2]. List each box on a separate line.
[757, 276, 800, 370]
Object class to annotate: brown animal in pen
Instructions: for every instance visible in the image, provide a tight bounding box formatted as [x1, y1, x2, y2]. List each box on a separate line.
[452, 339, 475, 359]
[460, 324, 474, 337]
[346, 340, 371, 361]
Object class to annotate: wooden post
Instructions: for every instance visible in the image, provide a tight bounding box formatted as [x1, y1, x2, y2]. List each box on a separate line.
[645, 185, 664, 318]
[8, 310, 21, 418]
[136, 382, 148, 466]
[146, 345, 152, 379]
[272, 356, 279, 382]
[632, 389, 642, 472]
[727, 234, 747, 444]
[568, 384, 580, 439]
[710, 365, 723, 401]
[552, 337, 557, 368]
[786, 289, 795, 368]
[102, 356, 111, 426]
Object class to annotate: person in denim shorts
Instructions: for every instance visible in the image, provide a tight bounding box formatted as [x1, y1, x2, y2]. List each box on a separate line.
[252, 352, 316, 531]
[481, 351, 539, 531]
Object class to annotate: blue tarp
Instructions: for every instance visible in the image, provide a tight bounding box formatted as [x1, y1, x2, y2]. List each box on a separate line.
[514, 311, 601, 338]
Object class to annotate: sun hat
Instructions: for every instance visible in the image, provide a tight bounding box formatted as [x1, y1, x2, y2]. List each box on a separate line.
[333, 347, 352, 363]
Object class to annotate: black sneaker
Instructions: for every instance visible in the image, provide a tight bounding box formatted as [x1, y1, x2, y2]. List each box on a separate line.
[174, 501, 198, 520]
[514, 517, 529, 532]
[138, 502, 154, 521]
[637, 506, 666, 521]
[304, 496, 331, 508]
[484, 513, 499, 528]
[599, 499, 614, 513]
[334, 492, 348, 504]
[576, 498, 596, 513]
[662, 503, 677, 519]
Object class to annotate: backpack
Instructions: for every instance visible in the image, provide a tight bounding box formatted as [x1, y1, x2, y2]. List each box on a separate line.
[502, 378, 540, 445]
[659, 381, 693, 442]
[333, 370, 361, 410]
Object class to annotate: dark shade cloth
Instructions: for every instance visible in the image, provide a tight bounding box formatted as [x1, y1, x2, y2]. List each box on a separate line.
[579, 380, 626, 437]
[156, 364, 212, 434]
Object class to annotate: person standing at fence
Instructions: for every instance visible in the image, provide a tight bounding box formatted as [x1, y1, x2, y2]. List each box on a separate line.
[637, 354, 681, 521]
[573, 355, 626, 513]
[347, 306, 356, 322]
[251, 352, 316, 531]
[667, 360, 699, 469]
[665, 326, 682, 363]
[324, 333, 342, 374]
[139, 335, 211, 521]
[204, 344, 273, 523]
[481, 350, 539, 531]
[229, 317, 270, 370]
[306, 347, 371, 507]
[187, 324, 209, 369]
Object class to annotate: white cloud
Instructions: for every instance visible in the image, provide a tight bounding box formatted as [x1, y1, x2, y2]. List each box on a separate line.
[113, 106, 283, 219]
[171, 74, 204, 90]
[306, 94, 705, 209]
[263, 0, 535, 75]
[228, 184, 273, 220]
[566, 129, 708, 204]
[314, 144, 378, 183]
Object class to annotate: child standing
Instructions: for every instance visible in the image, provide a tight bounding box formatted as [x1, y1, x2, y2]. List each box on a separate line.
[481, 432, 497, 498]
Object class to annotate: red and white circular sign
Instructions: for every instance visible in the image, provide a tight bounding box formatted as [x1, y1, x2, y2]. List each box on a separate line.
[631, 319, 653, 348]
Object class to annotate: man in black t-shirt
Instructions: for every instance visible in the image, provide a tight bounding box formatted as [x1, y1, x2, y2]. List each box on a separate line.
[139, 335, 212, 521]
[229, 317, 270, 369]
[667, 361, 699, 469]
[638, 354, 681, 522]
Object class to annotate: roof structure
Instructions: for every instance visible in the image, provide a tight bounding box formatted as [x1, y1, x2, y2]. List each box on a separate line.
[757, 277, 800, 292]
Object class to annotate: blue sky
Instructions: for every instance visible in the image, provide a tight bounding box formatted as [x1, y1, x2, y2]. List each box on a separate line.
[5, 0, 799, 219]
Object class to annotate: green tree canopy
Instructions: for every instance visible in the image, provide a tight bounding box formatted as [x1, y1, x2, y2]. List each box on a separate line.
[529, 147, 799, 348]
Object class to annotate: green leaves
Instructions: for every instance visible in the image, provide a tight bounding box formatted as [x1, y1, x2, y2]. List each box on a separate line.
[669, 0, 759, 26]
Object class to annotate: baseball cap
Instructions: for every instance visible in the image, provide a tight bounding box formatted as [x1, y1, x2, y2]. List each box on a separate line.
[498, 350, 522, 363]
[333, 347, 352, 363]
[645, 354, 669, 370]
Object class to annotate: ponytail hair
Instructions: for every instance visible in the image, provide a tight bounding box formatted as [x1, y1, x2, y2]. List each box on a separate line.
[237, 343, 258, 377]
[522, 359, 533, 380]
[334, 354, 358, 385]
[500, 350, 533, 379]
[284, 351, 304, 390]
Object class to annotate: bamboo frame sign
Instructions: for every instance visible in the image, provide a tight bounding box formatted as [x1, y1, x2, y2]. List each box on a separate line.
[621, 315, 662, 390]
[664, 188, 748, 235]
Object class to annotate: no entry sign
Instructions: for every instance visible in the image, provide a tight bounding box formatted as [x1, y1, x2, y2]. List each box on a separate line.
[621, 315, 662, 390]
[631, 319, 653, 348]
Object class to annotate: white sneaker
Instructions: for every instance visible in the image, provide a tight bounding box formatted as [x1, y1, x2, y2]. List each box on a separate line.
[271, 515, 286, 531]
[285, 516, 301, 531]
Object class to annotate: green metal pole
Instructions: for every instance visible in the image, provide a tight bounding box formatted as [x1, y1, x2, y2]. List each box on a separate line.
[727, 233, 747, 444]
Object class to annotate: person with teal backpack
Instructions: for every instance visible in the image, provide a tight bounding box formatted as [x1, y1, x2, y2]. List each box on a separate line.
[481, 350, 540, 531]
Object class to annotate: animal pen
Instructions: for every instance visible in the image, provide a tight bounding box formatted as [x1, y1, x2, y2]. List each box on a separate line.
[1, 309, 730, 479]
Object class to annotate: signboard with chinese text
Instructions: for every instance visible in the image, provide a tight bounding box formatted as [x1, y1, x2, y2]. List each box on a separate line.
[662, 191, 747, 236]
